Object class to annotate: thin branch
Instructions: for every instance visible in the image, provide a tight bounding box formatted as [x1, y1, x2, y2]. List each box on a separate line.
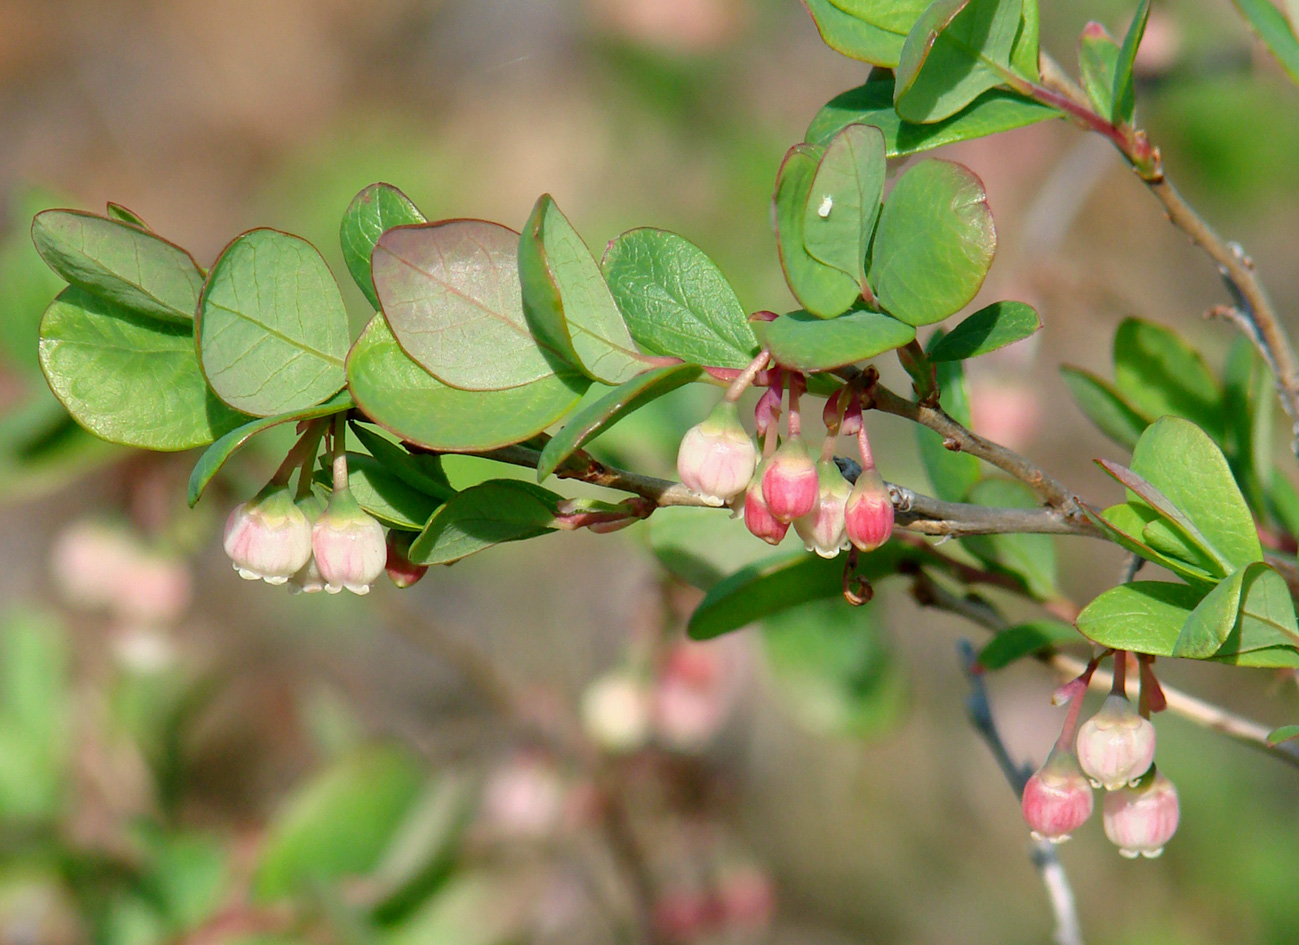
[957, 640, 1085, 945]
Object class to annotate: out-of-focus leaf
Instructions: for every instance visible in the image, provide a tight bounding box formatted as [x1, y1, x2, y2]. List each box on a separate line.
[1112, 318, 1224, 441]
[138, 831, 229, 932]
[1111, 0, 1152, 124]
[40, 287, 246, 450]
[868, 160, 996, 326]
[756, 309, 914, 372]
[1267, 724, 1299, 745]
[346, 315, 588, 452]
[367, 774, 476, 911]
[340, 182, 426, 310]
[1060, 366, 1147, 451]
[1230, 0, 1299, 83]
[409, 480, 563, 565]
[648, 507, 788, 590]
[926, 301, 1040, 361]
[602, 228, 759, 369]
[916, 347, 981, 501]
[0, 609, 69, 822]
[1222, 337, 1273, 515]
[962, 477, 1058, 599]
[976, 620, 1082, 669]
[807, 74, 1058, 156]
[197, 229, 349, 416]
[383, 873, 524, 945]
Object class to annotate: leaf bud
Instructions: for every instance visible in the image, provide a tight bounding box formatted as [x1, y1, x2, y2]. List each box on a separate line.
[677, 400, 758, 502]
[1076, 693, 1156, 791]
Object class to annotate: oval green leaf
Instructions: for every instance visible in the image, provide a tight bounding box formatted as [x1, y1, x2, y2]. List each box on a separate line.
[774, 145, 862, 319]
[602, 228, 759, 369]
[340, 182, 426, 311]
[895, 0, 1025, 123]
[31, 210, 204, 325]
[537, 364, 701, 481]
[374, 220, 559, 391]
[197, 229, 349, 417]
[519, 195, 650, 385]
[1112, 318, 1224, 442]
[869, 159, 996, 326]
[976, 620, 1083, 670]
[802, 124, 886, 290]
[1059, 366, 1148, 451]
[346, 315, 588, 452]
[315, 452, 441, 530]
[187, 390, 354, 507]
[409, 479, 563, 565]
[801, 0, 927, 67]
[39, 287, 246, 451]
[927, 300, 1040, 361]
[757, 309, 914, 372]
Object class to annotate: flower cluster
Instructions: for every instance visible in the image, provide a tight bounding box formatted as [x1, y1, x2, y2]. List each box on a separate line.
[1021, 654, 1178, 858]
[223, 426, 414, 596]
[676, 368, 894, 557]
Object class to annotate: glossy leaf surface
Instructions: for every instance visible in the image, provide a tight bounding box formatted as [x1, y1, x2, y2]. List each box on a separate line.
[757, 309, 914, 372]
[340, 182, 426, 311]
[773, 145, 862, 319]
[802, 124, 886, 290]
[926, 300, 1039, 361]
[409, 479, 563, 565]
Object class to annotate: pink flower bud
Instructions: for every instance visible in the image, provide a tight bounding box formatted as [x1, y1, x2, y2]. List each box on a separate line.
[385, 531, 428, 588]
[793, 459, 852, 558]
[1076, 693, 1156, 790]
[223, 485, 313, 585]
[1103, 770, 1179, 858]
[743, 463, 789, 545]
[843, 467, 893, 551]
[760, 436, 818, 523]
[311, 488, 387, 595]
[677, 401, 757, 502]
[1021, 747, 1094, 843]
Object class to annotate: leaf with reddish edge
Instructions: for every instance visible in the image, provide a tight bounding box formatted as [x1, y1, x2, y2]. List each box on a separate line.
[519, 195, 652, 385]
[345, 314, 588, 453]
[373, 220, 561, 391]
[1111, 0, 1152, 124]
[187, 389, 354, 507]
[341, 182, 426, 311]
[801, 0, 928, 68]
[1267, 724, 1299, 746]
[537, 364, 701, 481]
[802, 124, 886, 292]
[1085, 501, 1217, 586]
[868, 160, 996, 326]
[1078, 22, 1121, 117]
[773, 145, 861, 319]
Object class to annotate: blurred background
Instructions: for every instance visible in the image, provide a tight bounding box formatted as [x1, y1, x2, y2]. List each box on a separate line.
[1, 1, 1298, 943]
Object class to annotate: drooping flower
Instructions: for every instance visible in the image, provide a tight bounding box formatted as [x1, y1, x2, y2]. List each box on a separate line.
[760, 435, 818, 523]
[385, 530, 428, 589]
[1021, 746, 1095, 843]
[1076, 693, 1157, 790]
[793, 459, 851, 557]
[288, 494, 327, 594]
[743, 461, 789, 545]
[312, 486, 387, 595]
[223, 484, 313, 585]
[843, 466, 894, 551]
[677, 400, 757, 502]
[1102, 770, 1179, 858]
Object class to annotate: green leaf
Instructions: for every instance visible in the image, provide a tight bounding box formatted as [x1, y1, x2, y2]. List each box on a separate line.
[348, 423, 455, 501]
[962, 477, 1058, 599]
[519, 195, 650, 385]
[977, 619, 1082, 669]
[1011, 0, 1042, 78]
[895, 0, 1025, 123]
[1222, 338, 1273, 515]
[385, 874, 521, 945]
[762, 597, 904, 737]
[197, 229, 349, 417]
[39, 287, 246, 450]
[756, 308, 914, 372]
[802, 124, 886, 290]
[346, 315, 588, 452]
[687, 542, 911, 640]
[31, 210, 204, 326]
[1111, 0, 1152, 124]
[187, 391, 353, 507]
[0, 609, 69, 822]
[807, 74, 1058, 156]
[1173, 563, 1254, 658]
[254, 747, 424, 902]
[1112, 318, 1224, 441]
[340, 182, 426, 311]
[1091, 501, 1217, 585]
[1079, 22, 1121, 117]
[800, 0, 928, 67]
[373, 220, 558, 391]
[1128, 417, 1262, 570]
[1267, 724, 1299, 746]
[105, 203, 149, 228]
[139, 832, 229, 932]
[1059, 366, 1148, 451]
[601, 228, 759, 369]
[916, 349, 981, 501]
[1222, 564, 1299, 656]
[773, 145, 862, 319]
[647, 506, 786, 590]
[1230, 0, 1299, 83]
[927, 301, 1040, 361]
[409, 479, 563, 565]
[869, 160, 996, 326]
[537, 365, 701, 480]
[316, 453, 442, 530]
[1099, 460, 1233, 576]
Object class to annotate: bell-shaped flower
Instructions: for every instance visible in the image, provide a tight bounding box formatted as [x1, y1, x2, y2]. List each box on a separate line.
[677, 400, 757, 502]
[760, 436, 818, 523]
[1103, 770, 1179, 858]
[1021, 746, 1094, 843]
[385, 531, 428, 589]
[311, 486, 387, 595]
[843, 467, 894, 551]
[743, 462, 789, 545]
[223, 485, 313, 585]
[1076, 693, 1156, 790]
[287, 495, 327, 594]
[793, 459, 851, 557]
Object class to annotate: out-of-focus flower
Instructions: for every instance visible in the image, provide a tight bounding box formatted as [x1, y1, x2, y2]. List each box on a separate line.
[582, 671, 652, 753]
